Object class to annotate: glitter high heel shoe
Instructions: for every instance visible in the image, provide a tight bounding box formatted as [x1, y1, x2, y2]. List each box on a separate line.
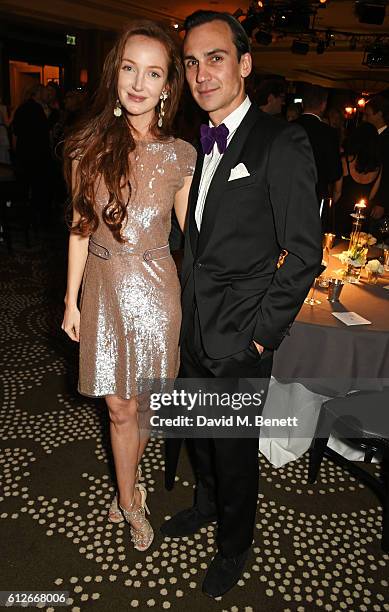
[108, 465, 142, 524]
[120, 483, 154, 552]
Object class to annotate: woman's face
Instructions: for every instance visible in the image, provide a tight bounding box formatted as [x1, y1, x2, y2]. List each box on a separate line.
[117, 35, 169, 120]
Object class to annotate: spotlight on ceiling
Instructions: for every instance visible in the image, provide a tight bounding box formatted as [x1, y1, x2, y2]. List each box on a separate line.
[355, 0, 386, 25]
[274, 9, 311, 30]
[255, 30, 273, 45]
[291, 40, 310, 55]
[363, 43, 389, 67]
[316, 40, 326, 54]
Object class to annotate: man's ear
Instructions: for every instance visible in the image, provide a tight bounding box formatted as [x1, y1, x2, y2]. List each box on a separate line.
[240, 53, 252, 79]
[268, 93, 276, 105]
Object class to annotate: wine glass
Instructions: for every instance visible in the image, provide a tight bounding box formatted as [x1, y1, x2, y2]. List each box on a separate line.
[304, 278, 321, 306]
[305, 248, 329, 305]
[378, 217, 389, 248]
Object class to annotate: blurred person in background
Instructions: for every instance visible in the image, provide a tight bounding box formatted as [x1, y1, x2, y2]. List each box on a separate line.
[325, 106, 346, 147]
[62, 90, 86, 133]
[286, 102, 302, 122]
[11, 84, 51, 227]
[51, 89, 88, 207]
[364, 94, 389, 223]
[334, 122, 382, 236]
[46, 81, 62, 132]
[254, 77, 286, 117]
[296, 83, 342, 205]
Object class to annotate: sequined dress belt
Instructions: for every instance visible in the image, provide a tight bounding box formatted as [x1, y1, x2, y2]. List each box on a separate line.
[88, 238, 170, 262]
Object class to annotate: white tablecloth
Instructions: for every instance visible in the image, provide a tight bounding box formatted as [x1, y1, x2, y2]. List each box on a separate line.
[259, 378, 374, 467]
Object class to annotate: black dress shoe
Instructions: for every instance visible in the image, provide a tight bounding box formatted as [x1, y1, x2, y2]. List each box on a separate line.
[160, 506, 217, 537]
[202, 549, 249, 598]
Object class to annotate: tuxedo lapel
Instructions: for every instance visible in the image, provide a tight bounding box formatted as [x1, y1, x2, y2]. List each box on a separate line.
[188, 145, 204, 257]
[197, 104, 260, 255]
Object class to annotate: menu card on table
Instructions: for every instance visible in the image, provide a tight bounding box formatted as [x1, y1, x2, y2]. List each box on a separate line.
[332, 312, 372, 326]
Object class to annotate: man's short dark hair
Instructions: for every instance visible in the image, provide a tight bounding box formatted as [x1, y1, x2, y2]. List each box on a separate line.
[302, 84, 328, 110]
[183, 10, 251, 60]
[254, 78, 286, 107]
[366, 94, 389, 123]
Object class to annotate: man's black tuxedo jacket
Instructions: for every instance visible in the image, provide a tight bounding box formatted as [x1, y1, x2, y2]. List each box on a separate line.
[295, 113, 342, 201]
[180, 105, 322, 358]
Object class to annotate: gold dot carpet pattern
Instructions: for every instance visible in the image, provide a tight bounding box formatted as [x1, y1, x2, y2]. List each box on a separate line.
[1, 244, 388, 611]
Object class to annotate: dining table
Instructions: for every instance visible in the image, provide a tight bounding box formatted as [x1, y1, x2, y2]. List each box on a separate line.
[259, 239, 389, 467]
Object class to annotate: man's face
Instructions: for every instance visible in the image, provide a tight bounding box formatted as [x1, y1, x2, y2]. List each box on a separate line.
[267, 93, 285, 115]
[183, 20, 251, 122]
[46, 86, 56, 105]
[364, 104, 382, 129]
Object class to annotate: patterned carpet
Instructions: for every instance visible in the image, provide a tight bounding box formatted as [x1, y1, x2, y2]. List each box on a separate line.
[1, 233, 389, 611]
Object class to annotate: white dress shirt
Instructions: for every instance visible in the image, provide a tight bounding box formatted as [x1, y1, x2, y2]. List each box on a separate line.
[378, 125, 388, 135]
[195, 96, 251, 230]
[302, 112, 322, 121]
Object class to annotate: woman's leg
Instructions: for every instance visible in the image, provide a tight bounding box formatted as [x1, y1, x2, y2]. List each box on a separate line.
[106, 394, 147, 524]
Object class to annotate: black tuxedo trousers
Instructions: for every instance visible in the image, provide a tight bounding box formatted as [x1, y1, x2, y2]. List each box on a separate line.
[179, 302, 273, 557]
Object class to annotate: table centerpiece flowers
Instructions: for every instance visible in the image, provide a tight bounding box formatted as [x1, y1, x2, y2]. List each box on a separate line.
[339, 199, 377, 282]
[365, 259, 384, 284]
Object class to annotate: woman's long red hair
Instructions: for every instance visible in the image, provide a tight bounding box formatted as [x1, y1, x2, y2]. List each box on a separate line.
[64, 21, 184, 242]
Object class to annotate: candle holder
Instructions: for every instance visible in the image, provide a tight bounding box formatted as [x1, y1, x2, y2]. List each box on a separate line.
[342, 200, 368, 283]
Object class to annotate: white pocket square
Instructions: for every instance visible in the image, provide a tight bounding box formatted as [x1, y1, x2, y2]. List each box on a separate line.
[228, 163, 251, 181]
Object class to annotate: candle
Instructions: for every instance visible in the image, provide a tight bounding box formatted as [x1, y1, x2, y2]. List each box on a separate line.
[354, 199, 366, 211]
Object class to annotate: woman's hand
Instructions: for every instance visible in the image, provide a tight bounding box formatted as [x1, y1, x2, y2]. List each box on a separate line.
[61, 305, 81, 342]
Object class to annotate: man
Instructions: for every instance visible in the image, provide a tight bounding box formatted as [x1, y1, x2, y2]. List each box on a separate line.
[365, 94, 389, 222]
[254, 77, 286, 116]
[295, 83, 342, 205]
[161, 11, 322, 598]
[12, 84, 51, 227]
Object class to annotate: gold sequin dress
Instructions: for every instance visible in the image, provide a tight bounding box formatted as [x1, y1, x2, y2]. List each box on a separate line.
[78, 138, 196, 399]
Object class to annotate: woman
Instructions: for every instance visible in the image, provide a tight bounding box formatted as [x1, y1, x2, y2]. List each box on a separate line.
[61, 21, 196, 552]
[334, 122, 381, 236]
[286, 102, 301, 122]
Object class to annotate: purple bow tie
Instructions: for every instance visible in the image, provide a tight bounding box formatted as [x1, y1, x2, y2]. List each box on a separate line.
[200, 123, 229, 155]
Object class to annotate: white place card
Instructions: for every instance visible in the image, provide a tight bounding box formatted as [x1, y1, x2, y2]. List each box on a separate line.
[332, 312, 372, 326]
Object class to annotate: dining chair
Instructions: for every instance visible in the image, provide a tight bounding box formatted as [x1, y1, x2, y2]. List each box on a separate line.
[308, 389, 389, 552]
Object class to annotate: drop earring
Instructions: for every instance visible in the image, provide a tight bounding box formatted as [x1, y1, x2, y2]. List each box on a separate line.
[114, 99, 122, 117]
[158, 91, 168, 128]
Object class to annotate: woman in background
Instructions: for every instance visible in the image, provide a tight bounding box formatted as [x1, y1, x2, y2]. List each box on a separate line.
[61, 21, 196, 552]
[334, 122, 381, 236]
